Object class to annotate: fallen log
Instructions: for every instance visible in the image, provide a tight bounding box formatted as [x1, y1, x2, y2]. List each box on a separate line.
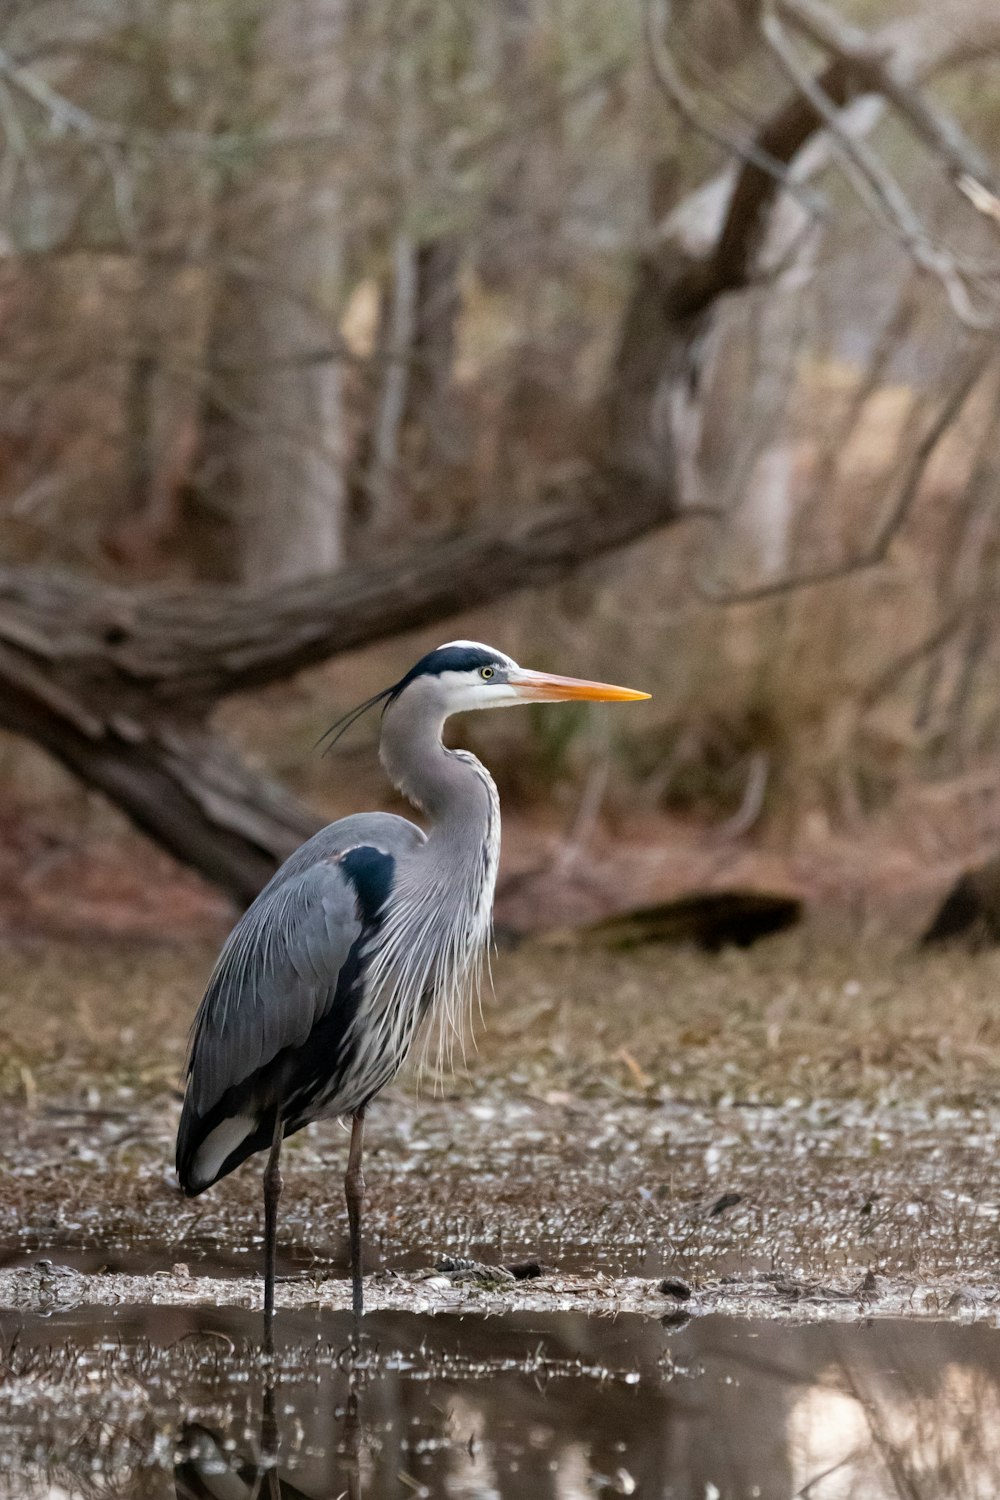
[922, 859, 1000, 948]
[0, 469, 677, 903]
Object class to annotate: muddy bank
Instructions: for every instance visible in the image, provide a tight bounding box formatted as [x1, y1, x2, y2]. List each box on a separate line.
[4, 934, 1000, 1496]
[3, 935, 1000, 1317]
[3, 1079, 1000, 1322]
[1, 1259, 998, 1324]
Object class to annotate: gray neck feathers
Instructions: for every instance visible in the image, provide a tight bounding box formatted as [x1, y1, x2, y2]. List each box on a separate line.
[379, 684, 497, 844]
[364, 682, 500, 1069]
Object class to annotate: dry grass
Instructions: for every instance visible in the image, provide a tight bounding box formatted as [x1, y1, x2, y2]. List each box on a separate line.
[0, 940, 210, 1103]
[2, 929, 1000, 1111]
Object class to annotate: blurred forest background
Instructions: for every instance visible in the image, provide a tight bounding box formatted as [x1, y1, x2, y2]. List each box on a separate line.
[1, 0, 1000, 943]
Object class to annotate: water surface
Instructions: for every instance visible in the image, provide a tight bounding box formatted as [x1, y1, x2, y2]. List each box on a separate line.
[2, 1302, 999, 1498]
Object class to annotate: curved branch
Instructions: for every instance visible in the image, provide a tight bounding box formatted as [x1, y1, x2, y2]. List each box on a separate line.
[0, 466, 679, 714]
[694, 350, 990, 605]
[0, 466, 686, 903]
[703, 0, 1000, 308]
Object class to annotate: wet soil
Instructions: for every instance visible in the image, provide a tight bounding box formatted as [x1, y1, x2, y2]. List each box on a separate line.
[2, 932, 1000, 1495]
[3, 934, 1000, 1309]
[2, 1079, 1000, 1321]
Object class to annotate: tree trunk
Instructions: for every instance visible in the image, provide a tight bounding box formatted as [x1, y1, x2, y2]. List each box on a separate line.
[411, 240, 466, 466]
[191, 0, 349, 585]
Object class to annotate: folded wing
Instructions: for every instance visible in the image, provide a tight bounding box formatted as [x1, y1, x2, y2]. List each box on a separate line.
[175, 823, 410, 1194]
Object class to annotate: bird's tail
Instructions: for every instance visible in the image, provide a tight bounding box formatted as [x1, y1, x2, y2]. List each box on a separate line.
[175, 1087, 275, 1197]
[174, 1088, 209, 1197]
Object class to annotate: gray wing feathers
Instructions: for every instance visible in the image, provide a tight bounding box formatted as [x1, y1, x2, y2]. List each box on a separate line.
[187, 862, 361, 1117]
[184, 811, 424, 1118]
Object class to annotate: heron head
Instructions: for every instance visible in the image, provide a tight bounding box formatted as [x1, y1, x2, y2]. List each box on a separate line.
[385, 640, 651, 715]
[319, 640, 649, 752]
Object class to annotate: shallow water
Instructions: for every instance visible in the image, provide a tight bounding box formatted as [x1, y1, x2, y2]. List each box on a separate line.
[3, 1301, 1000, 1499]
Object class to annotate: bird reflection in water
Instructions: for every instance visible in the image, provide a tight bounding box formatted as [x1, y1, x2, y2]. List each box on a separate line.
[175, 1374, 364, 1500]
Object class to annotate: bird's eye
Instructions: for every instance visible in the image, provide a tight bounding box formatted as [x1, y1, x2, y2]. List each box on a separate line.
[480, 666, 494, 679]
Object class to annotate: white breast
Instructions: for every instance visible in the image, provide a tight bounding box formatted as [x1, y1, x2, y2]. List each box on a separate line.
[350, 756, 501, 1082]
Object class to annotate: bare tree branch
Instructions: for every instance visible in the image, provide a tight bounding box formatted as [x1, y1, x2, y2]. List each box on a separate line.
[0, 467, 682, 712]
[711, 750, 771, 842]
[760, 4, 995, 329]
[0, 45, 348, 157]
[644, 0, 826, 220]
[862, 606, 971, 710]
[0, 43, 630, 169]
[0, 465, 692, 901]
[704, 0, 1000, 312]
[775, 0, 1000, 209]
[695, 350, 991, 605]
[451, 57, 628, 169]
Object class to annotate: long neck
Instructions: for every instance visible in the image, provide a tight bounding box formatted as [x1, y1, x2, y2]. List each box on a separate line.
[379, 691, 497, 852]
[366, 690, 501, 1075]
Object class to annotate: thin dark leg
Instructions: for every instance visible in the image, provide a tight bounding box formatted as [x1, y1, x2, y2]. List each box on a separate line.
[260, 1380, 280, 1500]
[345, 1109, 366, 1317]
[339, 1383, 362, 1500]
[263, 1114, 283, 1353]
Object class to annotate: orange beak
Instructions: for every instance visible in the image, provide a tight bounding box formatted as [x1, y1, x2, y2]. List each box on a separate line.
[507, 669, 651, 703]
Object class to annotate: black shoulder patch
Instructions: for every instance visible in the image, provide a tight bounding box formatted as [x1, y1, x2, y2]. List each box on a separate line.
[340, 846, 395, 926]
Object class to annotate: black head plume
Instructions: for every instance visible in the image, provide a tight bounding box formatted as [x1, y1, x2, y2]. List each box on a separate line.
[315, 686, 395, 755]
[315, 642, 509, 754]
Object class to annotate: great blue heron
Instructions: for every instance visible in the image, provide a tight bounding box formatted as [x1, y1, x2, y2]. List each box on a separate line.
[175, 640, 649, 1320]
